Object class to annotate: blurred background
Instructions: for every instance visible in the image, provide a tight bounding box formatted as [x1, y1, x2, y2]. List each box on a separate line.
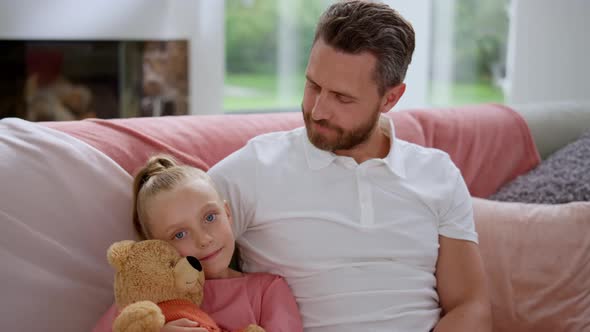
[0, 0, 587, 120]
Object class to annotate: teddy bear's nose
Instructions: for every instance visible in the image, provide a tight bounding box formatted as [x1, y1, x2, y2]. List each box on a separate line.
[186, 256, 202, 272]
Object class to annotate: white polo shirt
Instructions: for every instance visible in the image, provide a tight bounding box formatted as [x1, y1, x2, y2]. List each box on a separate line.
[208, 116, 478, 332]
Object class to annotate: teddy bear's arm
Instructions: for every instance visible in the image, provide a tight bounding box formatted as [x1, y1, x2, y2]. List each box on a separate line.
[113, 301, 166, 332]
[238, 325, 265, 332]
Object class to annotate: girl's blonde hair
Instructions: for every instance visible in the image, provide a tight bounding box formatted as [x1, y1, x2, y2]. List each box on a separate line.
[132, 154, 216, 240]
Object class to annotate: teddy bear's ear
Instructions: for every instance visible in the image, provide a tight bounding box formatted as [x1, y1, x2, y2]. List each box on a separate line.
[107, 240, 136, 271]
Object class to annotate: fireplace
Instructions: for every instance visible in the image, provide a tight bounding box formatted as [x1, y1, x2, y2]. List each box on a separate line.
[0, 40, 189, 121]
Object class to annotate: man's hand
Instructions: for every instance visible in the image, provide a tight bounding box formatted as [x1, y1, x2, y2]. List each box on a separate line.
[161, 318, 208, 332]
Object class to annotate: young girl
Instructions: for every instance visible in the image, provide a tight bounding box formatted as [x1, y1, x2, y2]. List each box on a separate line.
[93, 155, 303, 332]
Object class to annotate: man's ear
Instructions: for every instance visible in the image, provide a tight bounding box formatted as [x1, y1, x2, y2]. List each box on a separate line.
[380, 83, 406, 113]
[107, 240, 136, 271]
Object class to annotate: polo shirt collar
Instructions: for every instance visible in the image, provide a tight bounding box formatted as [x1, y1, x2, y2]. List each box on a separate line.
[303, 116, 407, 178]
[302, 129, 337, 170]
[381, 116, 407, 179]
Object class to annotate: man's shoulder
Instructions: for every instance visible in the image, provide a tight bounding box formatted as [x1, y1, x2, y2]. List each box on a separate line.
[209, 127, 305, 176]
[397, 138, 453, 165]
[248, 127, 305, 148]
[244, 127, 306, 161]
[394, 139, 459, 183]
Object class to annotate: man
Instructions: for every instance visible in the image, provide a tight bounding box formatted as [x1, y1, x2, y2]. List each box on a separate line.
[209, 1, 491, 331]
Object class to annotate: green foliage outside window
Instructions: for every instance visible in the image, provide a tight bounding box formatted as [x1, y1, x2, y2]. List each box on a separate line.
[225, 0, 509, 112]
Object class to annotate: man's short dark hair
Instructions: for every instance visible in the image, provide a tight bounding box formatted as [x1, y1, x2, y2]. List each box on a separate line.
[314, 0, 416, 95]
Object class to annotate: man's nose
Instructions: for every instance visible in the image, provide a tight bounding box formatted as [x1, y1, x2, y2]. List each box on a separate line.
[311, 92, 331, 121]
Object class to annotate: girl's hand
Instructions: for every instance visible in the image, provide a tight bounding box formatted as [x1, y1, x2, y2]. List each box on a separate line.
[161, 318, 208, 332]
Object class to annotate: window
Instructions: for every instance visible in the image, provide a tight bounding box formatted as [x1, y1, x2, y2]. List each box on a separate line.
[224, 0, 434, 113]
[224, 0, 331, 113]
[429, 0, 509, 106]
[224, 0, 509, 113]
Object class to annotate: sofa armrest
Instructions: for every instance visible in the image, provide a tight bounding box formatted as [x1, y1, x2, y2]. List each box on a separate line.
[510, 101, 590, 159]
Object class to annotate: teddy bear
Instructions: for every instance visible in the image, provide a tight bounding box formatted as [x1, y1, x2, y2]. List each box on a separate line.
[107, 239, 265, 332]
[24, 73, 95, 122]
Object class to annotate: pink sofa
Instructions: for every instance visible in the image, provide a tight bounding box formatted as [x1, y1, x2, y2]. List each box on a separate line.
[1, 103, 588, 332]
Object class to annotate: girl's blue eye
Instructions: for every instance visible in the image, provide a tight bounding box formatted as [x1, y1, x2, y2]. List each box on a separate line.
[205, 214, 216, 223]
[174, 231, 187, 240]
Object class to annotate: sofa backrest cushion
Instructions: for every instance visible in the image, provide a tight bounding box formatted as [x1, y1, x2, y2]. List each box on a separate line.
[45, 104, 539, 197]
[511, 101, 590, 159]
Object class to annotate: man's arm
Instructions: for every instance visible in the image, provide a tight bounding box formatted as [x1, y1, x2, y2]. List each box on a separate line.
[434, 235, 492, 332]
[208, 142, 258, 239]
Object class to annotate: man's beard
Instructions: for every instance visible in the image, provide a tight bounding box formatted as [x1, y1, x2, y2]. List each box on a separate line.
[302, 105, 381, 151]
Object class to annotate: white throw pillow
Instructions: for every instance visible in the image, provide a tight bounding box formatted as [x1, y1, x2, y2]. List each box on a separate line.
[0, 118, 135, 332]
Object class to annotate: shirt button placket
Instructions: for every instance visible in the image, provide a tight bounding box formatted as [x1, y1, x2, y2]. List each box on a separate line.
[357, 166, 373, 225]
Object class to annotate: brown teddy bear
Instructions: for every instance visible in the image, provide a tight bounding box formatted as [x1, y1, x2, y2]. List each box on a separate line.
[107, 240, 265, 332]
[24, 74, 95, 122]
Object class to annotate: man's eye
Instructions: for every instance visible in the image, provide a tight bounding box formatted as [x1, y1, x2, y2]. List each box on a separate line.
[205, 214, 217, 223]
[174, 231, 187, 240]
[336, 95, 353, 104]
[307, 81, 320, 90]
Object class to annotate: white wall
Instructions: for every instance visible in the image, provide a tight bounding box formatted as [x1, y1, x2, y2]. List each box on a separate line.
[428, 0, 456, 106]
[383, 0, 432, 110]
[0, 0, 225, 115]
[505, 0, 590, 104]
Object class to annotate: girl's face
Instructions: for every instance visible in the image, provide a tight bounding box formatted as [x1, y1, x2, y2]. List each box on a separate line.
[145, 178, 236, 279]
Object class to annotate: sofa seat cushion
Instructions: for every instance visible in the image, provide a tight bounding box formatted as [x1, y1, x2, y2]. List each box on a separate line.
[473, 198, 590, 332]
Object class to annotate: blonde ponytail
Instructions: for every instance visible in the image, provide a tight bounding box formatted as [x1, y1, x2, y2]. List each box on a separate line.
[132, 155, 180, 239]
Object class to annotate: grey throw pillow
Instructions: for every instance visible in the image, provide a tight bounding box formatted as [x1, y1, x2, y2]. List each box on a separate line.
[489, 130, 590, 204]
